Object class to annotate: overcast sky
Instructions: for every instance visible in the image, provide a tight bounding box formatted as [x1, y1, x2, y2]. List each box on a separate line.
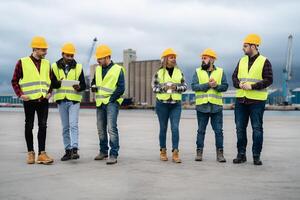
[0, 0, 299, 94]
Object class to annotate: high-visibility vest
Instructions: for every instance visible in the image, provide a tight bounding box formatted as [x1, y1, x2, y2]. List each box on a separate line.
[236, 55, 268, 100]
[95, 64, 125, 107]
[19, 56, 51, 100]
[52, 63, 83, 102]
[156, 67, 183, 101]
[195, 67, 223, 106]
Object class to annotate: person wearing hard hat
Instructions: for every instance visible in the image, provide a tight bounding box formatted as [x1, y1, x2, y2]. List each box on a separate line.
[191, 48, 228, 163]
[11, 36, 54, 165]
[152, 48, 187, 163]
[51, 43, 86, 161]
[91, 44, 125, 165]
[232, 34, 273, 165]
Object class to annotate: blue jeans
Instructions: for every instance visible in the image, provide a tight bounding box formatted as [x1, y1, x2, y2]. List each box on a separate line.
[234, 101, 266, 156]
[58, 101, 80, 150]
[196, 111, 224, 150]
[155, 101, 182, 150]
[96, 102, 120, 157]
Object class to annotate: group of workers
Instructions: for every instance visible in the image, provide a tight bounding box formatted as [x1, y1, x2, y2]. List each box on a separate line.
[11, 33, 272, 166]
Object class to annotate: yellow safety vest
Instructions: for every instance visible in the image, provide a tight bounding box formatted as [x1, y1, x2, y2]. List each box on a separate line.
[236, 55, 268, 100]
[95, 64, 125, 107]
[52, 63, 83, 102]
[156, 67, 183, 101]
[19, 56, 50, 100]
[195, 67, 223, 106]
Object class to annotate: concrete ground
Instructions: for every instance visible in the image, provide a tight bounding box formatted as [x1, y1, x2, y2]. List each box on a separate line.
[0, 108, 299, 200]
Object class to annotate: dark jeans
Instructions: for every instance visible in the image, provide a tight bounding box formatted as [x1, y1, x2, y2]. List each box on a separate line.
[23, 99, 49, 153]
[155, 101, 182, 150]
[196, 111, 224, 150]
[234, 101, 266, 157]
[96, 102, 120, 157]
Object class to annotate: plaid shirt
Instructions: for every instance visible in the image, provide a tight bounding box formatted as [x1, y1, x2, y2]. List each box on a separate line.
[11, 55, 52, 97]
[152, 66, 187, 104]
[232, 53, 273, 104]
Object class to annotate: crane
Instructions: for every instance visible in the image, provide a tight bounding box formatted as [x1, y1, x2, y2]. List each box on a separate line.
[81, 37, 97, 103]
[282, 34, 293, 105]
[85, 37, 98, 75]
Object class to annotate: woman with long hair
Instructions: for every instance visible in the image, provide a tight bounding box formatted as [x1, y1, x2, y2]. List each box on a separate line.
[152, 48, 187, 163]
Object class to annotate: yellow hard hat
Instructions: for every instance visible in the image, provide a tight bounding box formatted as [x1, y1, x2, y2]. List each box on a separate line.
[95, 45, 112, 59]
[31, 36, 48, 49]
[61, 43, 76, 54]
[201, 48, 217, 59]
[161, 48, 177, 59]
[243, 34, 261, 45]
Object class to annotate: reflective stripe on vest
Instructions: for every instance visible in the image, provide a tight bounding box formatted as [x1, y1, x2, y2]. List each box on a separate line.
[195, 67, 223, 106]
[95, 64, 125, 107]
[196, 93, 223, 99]
[19, 81, 50, 88]
[156, 67, 183, 101]
[236, 55, 268, 100]
[52, 63, 83, 102]
[19, 57, 50, 100]
[97, 86, 114, 93]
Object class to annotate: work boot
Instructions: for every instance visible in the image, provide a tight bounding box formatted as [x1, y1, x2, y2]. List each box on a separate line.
[216, 149, 226, 163]
[61, 149, 72, 161]
[253, 156, 263, 165]
[106, 156, 117, 165]
[94, 152, 108, 160]
[233, 154, 247, 164]
[172, 149, 182, 163]
[160, 148, 168, 161]
[71, 148, 80, 160]
[27, 151, 35, 164]
[37, 151, 54, 165]
[195, 149, 203, 161]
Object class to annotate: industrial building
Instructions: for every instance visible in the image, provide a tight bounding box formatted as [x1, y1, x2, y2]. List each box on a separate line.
[128, 59, 160, 106]
[292, 88, 300, 104]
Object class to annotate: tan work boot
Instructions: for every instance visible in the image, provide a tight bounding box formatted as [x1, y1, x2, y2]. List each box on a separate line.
[37, 151, 54, 165]
[172, 149, 182, 163]
[160, 148, 168, 161]
[27, 151, 35, 164]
